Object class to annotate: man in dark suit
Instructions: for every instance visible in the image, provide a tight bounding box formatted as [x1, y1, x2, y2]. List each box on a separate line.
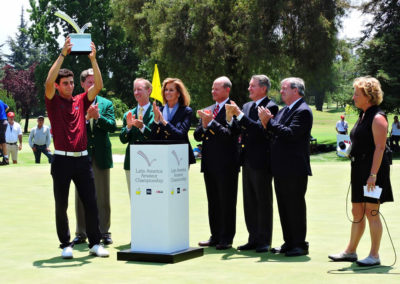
[194, 76, 240, 250]
[120, 78, 154, 196]
[73, 68, 117, 246]
[226, 75, 278, 253]
[259, 77, 313, 257]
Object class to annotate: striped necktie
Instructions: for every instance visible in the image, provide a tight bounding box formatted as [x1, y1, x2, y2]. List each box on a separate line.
[213, 105, 220, 119]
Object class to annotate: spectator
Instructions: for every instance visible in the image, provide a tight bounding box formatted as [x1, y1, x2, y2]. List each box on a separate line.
[28, 116, 53, 163]
[336, 115, 348, 135]
[5, 112, 22, 164]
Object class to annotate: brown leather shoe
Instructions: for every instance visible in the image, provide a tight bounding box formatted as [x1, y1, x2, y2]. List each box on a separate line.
[198, 239, 217, 247]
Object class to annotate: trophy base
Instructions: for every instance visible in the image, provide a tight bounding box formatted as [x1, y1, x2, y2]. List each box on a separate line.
[69, 51, 91, 55]
[117, 247, 204, 263]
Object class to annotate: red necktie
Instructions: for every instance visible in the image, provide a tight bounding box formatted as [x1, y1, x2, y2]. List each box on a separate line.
[213, 105, 220, 119]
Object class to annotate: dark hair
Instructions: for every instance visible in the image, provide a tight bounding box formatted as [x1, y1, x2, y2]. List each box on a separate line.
[56, 69, 74, 84]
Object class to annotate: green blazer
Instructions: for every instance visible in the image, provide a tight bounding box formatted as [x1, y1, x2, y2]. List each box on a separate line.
[87, 95, 116, 169]
[119, 105, 154, 170]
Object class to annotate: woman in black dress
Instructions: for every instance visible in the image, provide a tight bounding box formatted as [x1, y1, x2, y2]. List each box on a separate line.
[329, 76, 393, 266]
[151, 78, 196, 166]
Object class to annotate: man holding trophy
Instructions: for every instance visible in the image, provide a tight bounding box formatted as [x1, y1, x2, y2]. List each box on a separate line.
[45, 37, 109, 259]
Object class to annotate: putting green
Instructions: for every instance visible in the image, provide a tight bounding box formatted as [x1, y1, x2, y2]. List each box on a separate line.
[0, 157, 399, 283]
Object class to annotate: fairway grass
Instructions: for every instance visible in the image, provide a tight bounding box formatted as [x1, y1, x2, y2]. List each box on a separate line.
[1, 158, 399, 283]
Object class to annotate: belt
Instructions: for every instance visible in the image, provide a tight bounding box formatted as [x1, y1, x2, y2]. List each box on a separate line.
[54, 150, 88, 157]
[7, 142, 17, 145]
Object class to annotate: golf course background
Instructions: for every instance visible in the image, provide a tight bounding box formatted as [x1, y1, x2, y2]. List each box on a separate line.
[1, 106, 399, 283]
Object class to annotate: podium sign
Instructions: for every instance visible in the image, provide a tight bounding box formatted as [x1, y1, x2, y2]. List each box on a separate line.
[130, 143, 189, 253]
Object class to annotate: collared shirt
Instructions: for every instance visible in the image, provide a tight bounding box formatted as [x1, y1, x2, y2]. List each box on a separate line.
[206, 97, 230, 128]
[29, 125, 52, 148]
[336, 120, 348, 132]
[5, 122, 22, 143]
[45, 92, 92, 152]
[287, 97, 302, 110]
[237, 96, 267, 121]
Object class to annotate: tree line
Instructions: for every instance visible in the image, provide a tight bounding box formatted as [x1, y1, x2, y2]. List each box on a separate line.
[0, 0, 399, 132]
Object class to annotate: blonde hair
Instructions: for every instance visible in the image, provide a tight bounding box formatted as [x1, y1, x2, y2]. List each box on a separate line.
[133, 78, 152, 91]
[162, 78, 190, 106]
[353, 76, 383, 105]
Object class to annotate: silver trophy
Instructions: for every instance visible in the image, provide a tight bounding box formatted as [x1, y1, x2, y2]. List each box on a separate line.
[55, 10, 92, 55]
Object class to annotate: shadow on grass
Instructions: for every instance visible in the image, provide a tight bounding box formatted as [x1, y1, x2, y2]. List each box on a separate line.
[33, 255, 93, 268]
[327, 262, 400, 274]
[203, 247, 310, 262]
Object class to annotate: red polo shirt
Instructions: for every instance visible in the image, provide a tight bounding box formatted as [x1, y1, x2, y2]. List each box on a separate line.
[45, 92, 92, 152]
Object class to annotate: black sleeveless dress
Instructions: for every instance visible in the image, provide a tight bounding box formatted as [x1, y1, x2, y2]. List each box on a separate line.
[350, 105, 393, 204]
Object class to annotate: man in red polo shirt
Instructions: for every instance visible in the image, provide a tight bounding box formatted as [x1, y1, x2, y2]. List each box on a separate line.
[45, 37, 109, 259]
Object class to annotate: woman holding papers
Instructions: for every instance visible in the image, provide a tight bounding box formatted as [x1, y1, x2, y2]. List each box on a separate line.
[151, 78, 196, 165]
[329, 76, 393, 267]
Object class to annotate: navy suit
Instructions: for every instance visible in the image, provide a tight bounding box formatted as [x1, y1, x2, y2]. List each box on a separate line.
[194, 100, 240, 244]
[237, 97, 278, 246]
[267, 98, 313, 250]
[150, 105, 196, 165]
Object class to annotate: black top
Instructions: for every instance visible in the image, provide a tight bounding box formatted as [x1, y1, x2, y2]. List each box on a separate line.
[350, 105, 393, 203]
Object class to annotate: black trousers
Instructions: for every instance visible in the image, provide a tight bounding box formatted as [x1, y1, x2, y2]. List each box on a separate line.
[33, 144, 53, 163]
[51, 155, 101, 248]
[204, 169, 238, 244]
[242, 165, 273, 246]
[274, 175, 308, 249]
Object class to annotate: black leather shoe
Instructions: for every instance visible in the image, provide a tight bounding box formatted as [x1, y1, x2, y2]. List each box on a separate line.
[255, 245, 270, 253]
[102, 233, 113, 245]
[72, 235, 87, 245]
[198, 239, 217, 247]
[216, 243, 232, 250]
[271, 243, 289, 254]
[285, 247, 309, 257]
[237, 243, 257, 250]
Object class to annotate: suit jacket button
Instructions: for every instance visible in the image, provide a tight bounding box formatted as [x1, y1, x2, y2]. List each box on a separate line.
[92, 135, 95, 138]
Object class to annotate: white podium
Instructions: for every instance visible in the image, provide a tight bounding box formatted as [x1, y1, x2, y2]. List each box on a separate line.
[117, 142, 203, 263]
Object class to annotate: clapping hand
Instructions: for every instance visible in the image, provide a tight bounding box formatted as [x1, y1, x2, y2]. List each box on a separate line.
[86, 103, 100, 120]
[258, 106, 273, 128]
[197, 109, 213, 128]
[225, 101, 241, 122]
[127, 111, 144, 129]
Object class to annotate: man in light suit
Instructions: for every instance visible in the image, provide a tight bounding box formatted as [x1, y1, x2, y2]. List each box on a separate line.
[119, 78, 154, 195]
[226, 75, 278, 253]
[73, 68, 117, 245]
[259, 77, 313, 257]
[194, 76, 240, 250]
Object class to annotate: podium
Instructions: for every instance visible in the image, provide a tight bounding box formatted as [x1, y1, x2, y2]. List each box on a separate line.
[117, 141, 203, 263]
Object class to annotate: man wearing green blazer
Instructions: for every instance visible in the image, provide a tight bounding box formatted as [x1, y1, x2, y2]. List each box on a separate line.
[120, 78, 154, 196]
[73, 68, 117, 245]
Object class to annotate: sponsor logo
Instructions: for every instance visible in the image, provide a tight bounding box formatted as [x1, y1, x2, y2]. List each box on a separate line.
[137, 150, 156, 166]
[146, 188, 152, 195]
[177, 188, 180, 194]
[171, 150, 183, 166]
[156, 190, 164, 194]
[171, 189, 174, 195]
[136, 189, 141, 195]
[182, 188, 187, 192]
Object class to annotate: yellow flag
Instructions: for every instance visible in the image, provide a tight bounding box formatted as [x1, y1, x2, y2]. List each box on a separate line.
[150, 64, 163, 104]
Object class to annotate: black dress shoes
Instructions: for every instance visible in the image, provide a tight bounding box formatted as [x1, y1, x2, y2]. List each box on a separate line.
[271, 244, 288, 254]
[255, 245, 270, 253]
[198, 239, 217, 247]
[102, 233, 113, 245]
[72, 235, 87, 245]
[285, 247, 309, 257]
[216, 243, 232, 250]
[237, 243, 257, 251]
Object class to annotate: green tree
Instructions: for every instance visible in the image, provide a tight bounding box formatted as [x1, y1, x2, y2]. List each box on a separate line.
[0, 89, 20, 122]
[113, 0, 345, 111]
[28, 0, 140, 107]
[6, 6, 40, 70]
[358, 0, 400, 113]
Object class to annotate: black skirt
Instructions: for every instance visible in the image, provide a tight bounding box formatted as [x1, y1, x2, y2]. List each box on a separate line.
[351, 154, 393, 204]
